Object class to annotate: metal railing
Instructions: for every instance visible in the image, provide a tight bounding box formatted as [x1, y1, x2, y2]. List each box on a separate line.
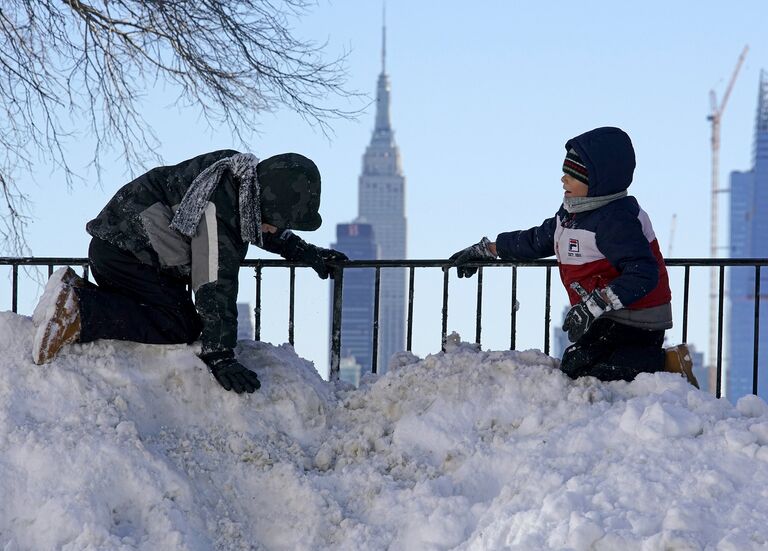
[3, 256, 768, 398]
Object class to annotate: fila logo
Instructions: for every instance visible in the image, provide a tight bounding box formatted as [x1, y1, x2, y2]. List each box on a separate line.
[569, 238, 580, 253]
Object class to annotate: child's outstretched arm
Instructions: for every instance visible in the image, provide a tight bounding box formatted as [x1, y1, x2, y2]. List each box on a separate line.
[446, 215, 558, 279]
[495, 215, 557, 261]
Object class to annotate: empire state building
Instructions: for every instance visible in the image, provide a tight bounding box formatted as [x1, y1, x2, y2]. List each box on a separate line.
[357, 22, 407, 373]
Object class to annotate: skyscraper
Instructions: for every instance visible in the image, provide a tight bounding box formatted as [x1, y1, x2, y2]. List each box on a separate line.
[332, 223, 377, 381]
[356, 21, 407, 373]
[727, 70, 768, 400]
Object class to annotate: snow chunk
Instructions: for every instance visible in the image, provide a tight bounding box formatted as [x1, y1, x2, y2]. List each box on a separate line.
[737, 394, 768, 418]
[620, 401, 703, 440]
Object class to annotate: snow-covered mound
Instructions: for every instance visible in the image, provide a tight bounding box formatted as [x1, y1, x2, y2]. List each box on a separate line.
[2, 312, 768, 550]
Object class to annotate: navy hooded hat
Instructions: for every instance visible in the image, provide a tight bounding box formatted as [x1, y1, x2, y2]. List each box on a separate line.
[564, 127, 636, 197]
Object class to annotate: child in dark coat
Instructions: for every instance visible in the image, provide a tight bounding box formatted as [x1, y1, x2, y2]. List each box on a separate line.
[449, 127, 675, 382]
[32, 151, 347, 393]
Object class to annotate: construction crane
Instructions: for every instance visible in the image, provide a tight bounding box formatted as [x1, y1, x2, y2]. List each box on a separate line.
[707, 45, 748, 390]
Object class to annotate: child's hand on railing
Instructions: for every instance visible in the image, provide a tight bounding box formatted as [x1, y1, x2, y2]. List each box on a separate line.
[446, 237, 496, 278]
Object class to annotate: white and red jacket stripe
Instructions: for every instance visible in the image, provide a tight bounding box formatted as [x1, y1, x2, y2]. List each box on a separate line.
[496, 196, 672, 330]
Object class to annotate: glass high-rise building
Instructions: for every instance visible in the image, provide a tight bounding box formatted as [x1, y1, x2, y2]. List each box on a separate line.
[332, 223, 377, 381]
[727, 70, 768, 400]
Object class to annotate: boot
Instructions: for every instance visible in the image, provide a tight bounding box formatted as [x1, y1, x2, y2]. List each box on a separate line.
[32, 267, 88, 326]
[664, 344, 699, 388]
[61, 267, 89, 289]
[32, 268, 83, 364]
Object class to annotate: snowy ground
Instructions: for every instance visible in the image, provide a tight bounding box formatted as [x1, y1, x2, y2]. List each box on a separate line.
[2, 312, 768, 550]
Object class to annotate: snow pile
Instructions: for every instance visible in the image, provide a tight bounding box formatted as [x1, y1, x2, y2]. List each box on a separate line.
[2, 312, 768, 550]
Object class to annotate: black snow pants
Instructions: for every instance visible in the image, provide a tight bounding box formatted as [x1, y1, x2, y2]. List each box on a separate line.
[560, 318, 665, 382]
[75, 237, 202, 345]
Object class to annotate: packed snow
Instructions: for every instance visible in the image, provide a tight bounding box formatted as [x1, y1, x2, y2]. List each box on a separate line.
[2, 311, 768, 550]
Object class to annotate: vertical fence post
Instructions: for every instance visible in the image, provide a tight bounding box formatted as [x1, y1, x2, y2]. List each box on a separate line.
[716, 265, 725, 398]
[441, 268, 449, 352]
[682, 265, 690, 343]
[254, 265, 262, 341]
[372, 267, 381, 374]
[510, 266, 518, 350]
[753, 265, 761, 396]
[288, 266, 295, 346]
[406, 267, 415, 352]
[544, 266, 552, 356]
[475, 267, 483, 345]
[329, 267, 344, 381]
[12, 264, 18, 313]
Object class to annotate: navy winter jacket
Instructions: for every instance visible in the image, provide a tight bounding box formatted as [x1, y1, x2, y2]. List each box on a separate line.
[495, 127, 672, 330]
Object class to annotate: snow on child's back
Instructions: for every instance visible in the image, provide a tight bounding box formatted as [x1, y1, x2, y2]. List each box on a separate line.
[1, 312, 768, 550]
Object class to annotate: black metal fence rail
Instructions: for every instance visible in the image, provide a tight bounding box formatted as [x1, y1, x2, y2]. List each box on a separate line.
[3, 257, 768, 398]
[2, 257, 91, 313]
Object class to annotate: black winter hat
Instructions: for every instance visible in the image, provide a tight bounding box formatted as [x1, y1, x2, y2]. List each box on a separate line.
[563, 148, 589, 185]
[257, 153, 322, 231]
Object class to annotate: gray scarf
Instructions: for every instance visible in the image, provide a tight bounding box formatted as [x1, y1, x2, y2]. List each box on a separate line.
[170, 153, 263, 247]
[563, 190, 627, 213]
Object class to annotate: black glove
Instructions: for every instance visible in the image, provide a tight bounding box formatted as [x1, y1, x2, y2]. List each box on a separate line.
[201, 350, 261, 393]
[562, 287, 611, 342]
[447, 237, 496, 278]
[315, 247, 349, 278]
[282, 232, 348, 279]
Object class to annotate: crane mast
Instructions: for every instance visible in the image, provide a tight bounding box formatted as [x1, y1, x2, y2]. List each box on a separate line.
[707, 45, 748, 394]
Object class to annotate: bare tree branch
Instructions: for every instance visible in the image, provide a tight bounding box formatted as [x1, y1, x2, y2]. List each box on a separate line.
[0, 0, 360, 254]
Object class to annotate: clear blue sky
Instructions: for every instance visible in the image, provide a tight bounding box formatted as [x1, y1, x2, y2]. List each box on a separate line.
[12, 0, 768, 376]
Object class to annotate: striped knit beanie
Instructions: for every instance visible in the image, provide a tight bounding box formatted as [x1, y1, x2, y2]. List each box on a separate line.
[563, 148, 589, 185]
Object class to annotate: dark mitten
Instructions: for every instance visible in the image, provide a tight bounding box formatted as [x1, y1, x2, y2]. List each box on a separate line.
[201, 350, 261, 393]
[314, 247, 349, 278]
[282, 232, 348, 279]
[562, 288, 611, 342]
[447, 237, 496, 278]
